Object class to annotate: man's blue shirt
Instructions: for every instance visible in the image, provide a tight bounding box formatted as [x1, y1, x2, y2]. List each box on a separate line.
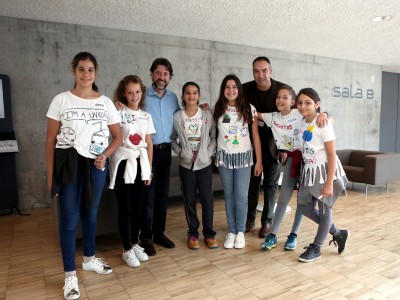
[145, 84, 180, 145]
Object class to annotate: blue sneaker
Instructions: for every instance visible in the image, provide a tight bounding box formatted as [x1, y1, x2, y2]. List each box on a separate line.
[260, 233, 277, 250]
[284, 233, 298, 251]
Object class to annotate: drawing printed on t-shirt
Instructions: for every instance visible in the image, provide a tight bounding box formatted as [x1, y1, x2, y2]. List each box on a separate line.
[222, 114, 230, 123]
[89, 121, 109, 155]
[57, 127, 76, 146]
[240, 127, 248, 138]
[232, 135, 239, 148]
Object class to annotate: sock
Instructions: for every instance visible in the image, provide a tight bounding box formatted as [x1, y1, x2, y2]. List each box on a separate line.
[83, 255, 95, 263]
[65, 271, 76, 278]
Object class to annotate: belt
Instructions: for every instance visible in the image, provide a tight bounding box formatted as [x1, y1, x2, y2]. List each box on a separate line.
[153, 143, 170, 150]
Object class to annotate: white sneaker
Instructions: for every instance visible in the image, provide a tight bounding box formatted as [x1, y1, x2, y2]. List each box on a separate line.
[82, 257, 113, 274]
[224, 233, 236, 249]
[63, 275, 80, 300]
[132, 245, 149, 262]
[122, 248, 140, 268]
[234, 232, 245, 249]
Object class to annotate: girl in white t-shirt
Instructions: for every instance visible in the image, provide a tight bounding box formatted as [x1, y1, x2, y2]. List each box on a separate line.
[108, 75, 155, 268]
[213, 74, 263, 249]
[46, 52, 122, 300]
[258, 85, 328, 251]
[296, 88, 348, 263]
[171, 82, 217, 250]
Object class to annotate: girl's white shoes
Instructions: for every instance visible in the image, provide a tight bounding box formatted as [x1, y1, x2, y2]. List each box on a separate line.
[224, 232, 245, 249]
[63, 275, 80, 300]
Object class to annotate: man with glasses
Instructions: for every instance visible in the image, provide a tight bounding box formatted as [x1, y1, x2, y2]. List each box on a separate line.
[243, 56, 287, 238]
[139, 58, 180, 256]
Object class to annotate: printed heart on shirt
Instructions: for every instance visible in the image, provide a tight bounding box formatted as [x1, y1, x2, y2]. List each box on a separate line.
[129, 133, 142, 145]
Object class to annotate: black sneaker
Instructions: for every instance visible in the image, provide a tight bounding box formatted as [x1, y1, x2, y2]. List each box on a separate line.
[329, 229, 349, 254]
[140, 238, 157, 256]
[153, 234, 175, 248]
[298, 244, 321, 262]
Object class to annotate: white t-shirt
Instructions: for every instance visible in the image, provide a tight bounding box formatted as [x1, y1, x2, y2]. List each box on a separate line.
[46, 91, 120, 159]
[215, 104, 256, 168]
[182, 108, 203, 156]
[120, 107, 156, 149]
[261, 109, 303, 151]
[297, 117, 336, 184]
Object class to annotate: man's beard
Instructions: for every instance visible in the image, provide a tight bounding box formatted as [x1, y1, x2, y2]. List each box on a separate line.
[153, 80, 168, 90]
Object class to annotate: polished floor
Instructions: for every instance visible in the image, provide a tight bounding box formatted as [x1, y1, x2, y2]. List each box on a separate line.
[1, 181, 400, 300]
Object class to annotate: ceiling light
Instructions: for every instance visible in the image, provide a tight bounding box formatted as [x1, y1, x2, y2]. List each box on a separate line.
[371, 15, 392, 22]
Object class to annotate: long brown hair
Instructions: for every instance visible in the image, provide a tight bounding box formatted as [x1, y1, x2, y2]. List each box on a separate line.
[213, 74, 252, 125]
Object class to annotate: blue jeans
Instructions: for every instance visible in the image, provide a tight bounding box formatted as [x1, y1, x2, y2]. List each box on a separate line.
[140, 146, 171, 239]
[218, 165, 251, 234]
[58, 159, 107, 272]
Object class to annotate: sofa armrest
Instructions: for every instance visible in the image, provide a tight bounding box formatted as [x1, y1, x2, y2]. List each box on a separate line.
[336, 149, 352, 165]
[364, 153, 400, 185]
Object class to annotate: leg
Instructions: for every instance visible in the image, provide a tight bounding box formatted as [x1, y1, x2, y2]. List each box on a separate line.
[196, 165, 216, 239]
[218, 166, 236, 234]
[247, 166, 261, 226]
[233, 166, 251, 233]
[260, 150, 280, 225]
[152, 147, 172, 237]
[130, 162, 144, 245]
[180, 165, 200, 237]
[80, 161, 108, 257]
[114, 160, 134, 250]
[59, 176, 82, 272]
[271, 158, 298, 234]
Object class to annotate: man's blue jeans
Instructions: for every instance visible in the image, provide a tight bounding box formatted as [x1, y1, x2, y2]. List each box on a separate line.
[218, 165, 251, 234]
[58, 160, 107, 272]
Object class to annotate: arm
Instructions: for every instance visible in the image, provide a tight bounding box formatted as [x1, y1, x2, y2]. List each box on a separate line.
[94, 123, 122, 170]
[170, 119, 182, 155]
[251, 120, 263, 176]
[45, 118, 61, 192]
[144, 133, 153, 186]
[322, 140, 336, 197]
[207, 114, 217, 156]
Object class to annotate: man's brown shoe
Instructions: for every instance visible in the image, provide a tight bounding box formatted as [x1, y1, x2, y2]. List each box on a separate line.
[258, 223, 271, 238]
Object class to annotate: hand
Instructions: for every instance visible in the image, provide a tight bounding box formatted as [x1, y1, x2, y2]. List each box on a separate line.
[279, 152, 288, 164]
[321, 181, 334, 198]
[144, 177, 152, 186]
[316, 112, 329, 127]
[95, 154, 107, 171]
[199, 103, 211, 111]
[254, 162, 263, 176]
[115, 101, 125, 111]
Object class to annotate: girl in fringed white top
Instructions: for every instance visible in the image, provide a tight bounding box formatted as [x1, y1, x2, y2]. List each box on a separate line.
[295, 87, 349, 263]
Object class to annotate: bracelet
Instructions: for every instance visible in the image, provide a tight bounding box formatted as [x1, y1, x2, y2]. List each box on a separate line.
[100, 154, 107, 159]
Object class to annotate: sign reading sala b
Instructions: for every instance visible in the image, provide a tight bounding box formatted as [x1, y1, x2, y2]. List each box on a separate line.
[333, 84, 374, 100]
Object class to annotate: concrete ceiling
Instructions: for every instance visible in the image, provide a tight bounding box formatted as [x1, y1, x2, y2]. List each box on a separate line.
[1, 0, 400, 72]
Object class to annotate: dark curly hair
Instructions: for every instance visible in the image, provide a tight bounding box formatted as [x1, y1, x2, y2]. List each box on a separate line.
[113, 75, 147, 109]
[213, 74, 252, 125]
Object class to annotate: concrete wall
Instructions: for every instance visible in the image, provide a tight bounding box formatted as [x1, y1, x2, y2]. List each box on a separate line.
[0, 16, 382, 210]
